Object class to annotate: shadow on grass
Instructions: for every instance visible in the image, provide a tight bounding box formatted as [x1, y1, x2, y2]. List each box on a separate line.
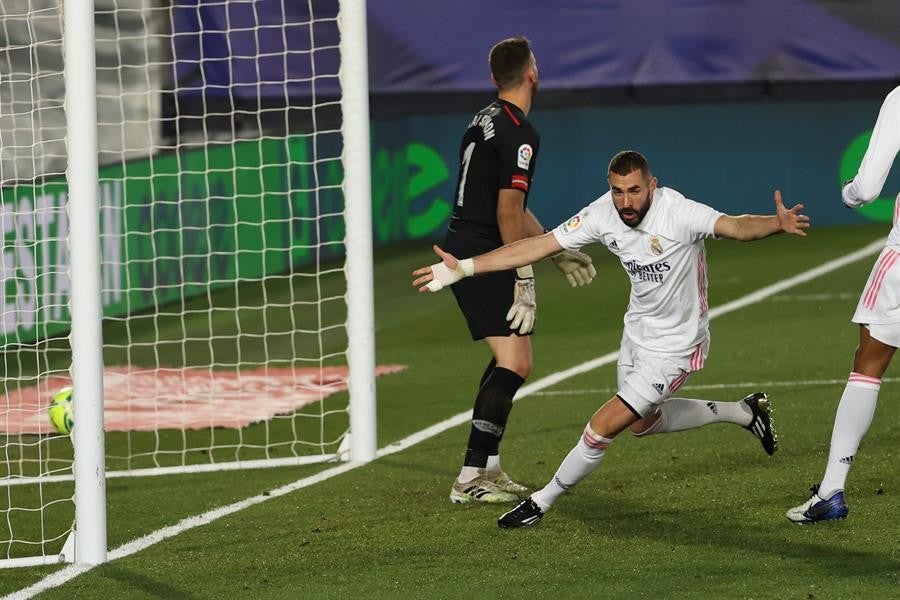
[96, 564, 203, 599]
[567, 494, 899, 582]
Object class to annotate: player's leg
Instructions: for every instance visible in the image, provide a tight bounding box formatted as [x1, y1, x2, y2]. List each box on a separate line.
[533, 395, 636, 508]
[483, 335, 530, 492]
[820, 325, 894, 496]
[624, 342, 777, 455]
[448, 267, 531, 504]
[788, 249, 898, 523]
[500, 344, 656, 525]
[498, 395, 637, 528]
[453, 334, 530, 497]
[787, 325, 895, 523]
[479, 357, 497, 390]
[630, 390, 777, 455]
[498, 350, 661, 528]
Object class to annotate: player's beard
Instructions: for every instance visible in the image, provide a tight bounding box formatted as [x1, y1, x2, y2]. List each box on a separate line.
[617, 191, 652, 227]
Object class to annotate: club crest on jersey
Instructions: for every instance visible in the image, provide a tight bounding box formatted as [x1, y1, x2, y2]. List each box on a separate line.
[561, 215, 582, 234]
[517, 144, 533, 169]
[649, 235, 663, 256]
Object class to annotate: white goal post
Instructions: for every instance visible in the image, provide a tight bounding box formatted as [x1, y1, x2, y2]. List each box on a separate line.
[0, 0, 375, 568]
[340, 0, 377, 464]
[64, 0, 107, 567]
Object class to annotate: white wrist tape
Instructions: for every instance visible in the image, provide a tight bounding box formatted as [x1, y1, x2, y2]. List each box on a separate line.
[515, 265, 534, 280]
[425, 258, 474, 292]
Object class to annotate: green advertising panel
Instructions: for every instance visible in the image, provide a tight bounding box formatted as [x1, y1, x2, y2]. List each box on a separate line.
[1, 136, 453, 348]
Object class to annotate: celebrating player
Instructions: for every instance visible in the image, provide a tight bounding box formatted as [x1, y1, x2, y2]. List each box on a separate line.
[413, 150, 809, 527]
[786, 86, 899, 524]
[438, 36, 596, 505]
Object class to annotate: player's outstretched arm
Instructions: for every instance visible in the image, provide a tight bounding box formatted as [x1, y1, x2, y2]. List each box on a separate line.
[523, 207, 596, 287]
[412, 233, 563, 293]
[714, 190, 810, 241]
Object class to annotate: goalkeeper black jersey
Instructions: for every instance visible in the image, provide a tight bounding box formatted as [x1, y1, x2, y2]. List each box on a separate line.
[447, 99, 540, 241]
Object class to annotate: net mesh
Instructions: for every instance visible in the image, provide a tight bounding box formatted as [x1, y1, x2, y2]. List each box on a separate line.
[0, 0, 359, 562]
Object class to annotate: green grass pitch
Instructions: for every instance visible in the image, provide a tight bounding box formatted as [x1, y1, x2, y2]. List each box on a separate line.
[2, 223, 898, 598]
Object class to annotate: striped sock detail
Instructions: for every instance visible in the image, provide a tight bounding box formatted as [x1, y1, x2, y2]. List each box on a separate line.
[581, 426, 612, 452]
[847, 371, 881, 391]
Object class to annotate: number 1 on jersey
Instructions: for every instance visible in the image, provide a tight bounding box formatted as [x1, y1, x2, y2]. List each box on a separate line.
[456, 142, 475, 207]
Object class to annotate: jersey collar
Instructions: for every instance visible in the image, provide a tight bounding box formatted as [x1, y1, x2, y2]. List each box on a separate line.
[497, 98, 526, 123]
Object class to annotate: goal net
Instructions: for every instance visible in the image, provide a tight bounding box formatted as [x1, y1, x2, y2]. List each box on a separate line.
[0, 0, 376, 567]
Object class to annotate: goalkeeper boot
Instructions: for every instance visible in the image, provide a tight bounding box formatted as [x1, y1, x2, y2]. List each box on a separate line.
[741, 392, 778, 455]
[786, 485, 848, 524]
[497, 497, 544, 528]
[450, 472, 519, 505]
[488, 470, 528, 496]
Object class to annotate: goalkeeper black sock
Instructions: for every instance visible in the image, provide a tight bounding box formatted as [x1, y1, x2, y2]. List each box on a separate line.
[478, 357, 497, 390]
[463, 367, 524, 468]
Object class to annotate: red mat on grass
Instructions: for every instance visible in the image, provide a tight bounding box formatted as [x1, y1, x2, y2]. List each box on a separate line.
[1, 365, 405, 434]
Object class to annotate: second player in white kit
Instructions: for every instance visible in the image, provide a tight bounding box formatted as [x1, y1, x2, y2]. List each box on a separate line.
[845, 86, 900, 349]
[413, 150, 810, 528]
[786, 85, 900, 524]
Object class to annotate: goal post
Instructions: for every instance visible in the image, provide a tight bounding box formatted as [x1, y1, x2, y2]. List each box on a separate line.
[340, 0, 377, 464]
[64, 0, 107, 566]
[0, 0, 377, 568]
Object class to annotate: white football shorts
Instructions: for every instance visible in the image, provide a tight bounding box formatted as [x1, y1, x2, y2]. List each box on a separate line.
[616, 334, 709, 417]
[852, 246, 900, 348]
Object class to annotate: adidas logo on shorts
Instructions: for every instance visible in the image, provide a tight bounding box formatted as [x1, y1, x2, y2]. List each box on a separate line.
[652, 383, 664, 394]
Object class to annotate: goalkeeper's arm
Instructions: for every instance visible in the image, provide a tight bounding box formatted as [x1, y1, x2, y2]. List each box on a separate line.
[412, 233, 563, 292]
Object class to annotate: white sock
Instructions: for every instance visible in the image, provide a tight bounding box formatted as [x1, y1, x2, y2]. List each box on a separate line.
[485, 455, 501, 476]
[457, 466, 482, 483]
[649, 397, 752, 434]
[531, 425, 612, 512]
[819, 373, 880, 498]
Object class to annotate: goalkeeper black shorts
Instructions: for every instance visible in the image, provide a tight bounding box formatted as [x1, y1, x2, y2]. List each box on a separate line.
[444, 231, 531, 341]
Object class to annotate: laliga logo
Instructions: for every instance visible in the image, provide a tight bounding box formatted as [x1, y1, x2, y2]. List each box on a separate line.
[840, 130, 897, 223]
[517, 144, 533, 169]
[561, 214, 582, 234]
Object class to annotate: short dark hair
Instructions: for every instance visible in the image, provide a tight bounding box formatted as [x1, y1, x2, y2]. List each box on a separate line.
[489, 36, 533, 90]
[608, 150, 652, 179]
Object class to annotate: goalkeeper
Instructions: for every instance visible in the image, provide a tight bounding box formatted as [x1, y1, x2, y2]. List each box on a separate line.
[439, 36, 597, 505]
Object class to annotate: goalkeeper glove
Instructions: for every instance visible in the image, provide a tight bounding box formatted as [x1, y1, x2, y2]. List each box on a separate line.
[505, 266, 536, 334]
[424, 258, 474, 292]
[550, 249, 596, 287]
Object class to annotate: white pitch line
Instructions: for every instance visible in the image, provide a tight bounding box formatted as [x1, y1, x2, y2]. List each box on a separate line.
[7, 236, 886, 600]
[533, 376, 900, 397]
[770, 292, 857, 302]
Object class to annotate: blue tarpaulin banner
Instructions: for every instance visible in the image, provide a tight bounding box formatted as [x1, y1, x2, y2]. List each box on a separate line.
[170, 0, 900, 97]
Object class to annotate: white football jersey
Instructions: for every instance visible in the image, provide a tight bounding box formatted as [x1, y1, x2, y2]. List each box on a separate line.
[553, 187, 722, 362]
[844, 85, 900, 344]
[842, 85, 900, 249]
